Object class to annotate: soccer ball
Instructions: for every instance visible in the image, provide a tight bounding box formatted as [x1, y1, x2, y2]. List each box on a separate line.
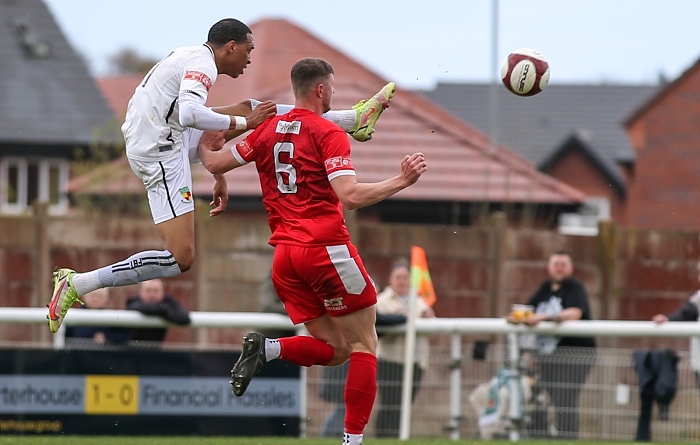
[500, 48, 550, 97]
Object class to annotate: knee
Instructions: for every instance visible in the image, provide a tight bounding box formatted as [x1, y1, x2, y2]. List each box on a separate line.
[328, 342, 353, 366]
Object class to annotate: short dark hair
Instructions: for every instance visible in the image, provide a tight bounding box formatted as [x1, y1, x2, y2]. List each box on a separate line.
[290, 58, 334, 97]
[207, 18, 252, 46]
[552, 249, 571, 257]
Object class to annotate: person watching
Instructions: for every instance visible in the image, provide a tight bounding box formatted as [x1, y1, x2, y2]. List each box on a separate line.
[126, 278, 191, 343]
[65, 288, 130, 346]
[507, 250, 596, 439]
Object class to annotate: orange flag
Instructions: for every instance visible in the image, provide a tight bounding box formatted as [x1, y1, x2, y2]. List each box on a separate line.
[410, 246, 437, 307]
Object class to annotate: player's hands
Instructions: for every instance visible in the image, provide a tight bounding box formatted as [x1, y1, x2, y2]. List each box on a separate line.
[245, 100, 276, 129]
[400, 153, 427, 185]
[199, 130, 226, 152]
[210, 174, 228, 217]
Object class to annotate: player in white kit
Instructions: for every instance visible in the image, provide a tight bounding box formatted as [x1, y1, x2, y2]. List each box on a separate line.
[47, 18, 396, 333]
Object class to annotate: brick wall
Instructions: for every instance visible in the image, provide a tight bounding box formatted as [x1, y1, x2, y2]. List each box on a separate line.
[1, 212, 698, 351]
[625, 64, 700, 229]
[547, 149, 625, 221]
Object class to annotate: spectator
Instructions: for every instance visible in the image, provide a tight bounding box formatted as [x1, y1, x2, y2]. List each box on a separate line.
[126, 279, 191, 343]
[652, 261, 700, 392]
[508, 250, 596, 439]
[65, 288, 130, 346]
[375, 259, 435, 438]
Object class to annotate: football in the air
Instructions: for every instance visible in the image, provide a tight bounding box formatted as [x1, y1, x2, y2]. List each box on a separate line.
[500, 48, 550, 97]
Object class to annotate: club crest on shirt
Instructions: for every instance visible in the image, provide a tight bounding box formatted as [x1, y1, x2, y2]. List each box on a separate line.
[323, 297, 347, 311]
[276, 120, 302, 134]
[179, 186, 192, 203]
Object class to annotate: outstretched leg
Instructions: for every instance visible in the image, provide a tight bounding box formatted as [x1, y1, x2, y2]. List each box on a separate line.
[48, 147, 195, 333]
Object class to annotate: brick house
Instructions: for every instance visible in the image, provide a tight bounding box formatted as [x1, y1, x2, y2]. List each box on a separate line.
[624, 58, 700, 230]
[423, 83, 659, 232]
[0, 0, 120, 215]
[78, 18, 584, 228]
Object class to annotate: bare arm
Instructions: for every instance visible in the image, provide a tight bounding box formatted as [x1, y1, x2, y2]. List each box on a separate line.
[197, 131, 244, 175]
[209, 174, 228, 217]
[330, 153, 426, 210]
[211, 100, 277, 141]
[523, 307, 583, 326]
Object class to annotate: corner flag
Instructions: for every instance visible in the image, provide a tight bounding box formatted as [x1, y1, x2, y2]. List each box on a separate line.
[410, 246, 437, 307]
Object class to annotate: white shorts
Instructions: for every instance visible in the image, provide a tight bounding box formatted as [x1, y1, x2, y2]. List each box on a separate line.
[128, 129, 203, 224]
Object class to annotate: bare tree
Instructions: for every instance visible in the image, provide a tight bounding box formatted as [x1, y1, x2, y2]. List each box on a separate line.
[108, 48, 157, 75]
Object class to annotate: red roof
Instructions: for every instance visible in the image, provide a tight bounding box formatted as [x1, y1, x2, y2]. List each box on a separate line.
[81, 18, 584, 205]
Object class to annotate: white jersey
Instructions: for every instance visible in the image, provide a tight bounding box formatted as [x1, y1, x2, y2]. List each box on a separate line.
[122, 45, 218, 162]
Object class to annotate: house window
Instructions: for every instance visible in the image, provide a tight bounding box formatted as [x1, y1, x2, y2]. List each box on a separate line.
[558, 197, 611, 236]
[0, 157, 69, 214]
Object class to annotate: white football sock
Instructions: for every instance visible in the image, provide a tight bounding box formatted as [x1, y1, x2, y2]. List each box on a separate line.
[265, 338, 281, 362]
[322, 110, 357, 132]
[72, 250, 181, 296]
[343, 432, 363, 445]
[252, 99, 358, 132]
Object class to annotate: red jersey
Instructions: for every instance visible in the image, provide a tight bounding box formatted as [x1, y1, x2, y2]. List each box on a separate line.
[233, 108, 355, 246]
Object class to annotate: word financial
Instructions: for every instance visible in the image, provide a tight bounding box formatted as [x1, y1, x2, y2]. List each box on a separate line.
[0, 375, 299, 416]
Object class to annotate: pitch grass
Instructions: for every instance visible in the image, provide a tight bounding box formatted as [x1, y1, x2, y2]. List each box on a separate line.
[0, 438, 635, 445]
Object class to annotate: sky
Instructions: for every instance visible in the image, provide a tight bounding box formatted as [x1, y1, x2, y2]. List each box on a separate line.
[43, 0, 700, 90]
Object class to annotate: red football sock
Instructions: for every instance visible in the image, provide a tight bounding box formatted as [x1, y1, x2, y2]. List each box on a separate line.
[278, 336, 334, 367]
[344, 352, 377, 435]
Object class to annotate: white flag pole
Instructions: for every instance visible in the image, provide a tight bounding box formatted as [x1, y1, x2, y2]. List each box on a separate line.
[398, 286, 419, 440]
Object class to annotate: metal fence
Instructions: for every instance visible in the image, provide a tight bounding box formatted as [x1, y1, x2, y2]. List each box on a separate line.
[304, 343, 698, 442]
[2, 309, 700, 442]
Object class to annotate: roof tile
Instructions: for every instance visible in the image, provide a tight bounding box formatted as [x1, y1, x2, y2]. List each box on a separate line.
[76, 18, 584, 205]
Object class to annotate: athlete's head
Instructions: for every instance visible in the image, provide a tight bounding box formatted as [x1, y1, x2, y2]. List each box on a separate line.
[291, 58, 335, 113]
[207, 18, 254, 78]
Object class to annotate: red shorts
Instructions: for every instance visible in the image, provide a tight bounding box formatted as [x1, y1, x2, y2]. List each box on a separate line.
[271, 243, 377, 324]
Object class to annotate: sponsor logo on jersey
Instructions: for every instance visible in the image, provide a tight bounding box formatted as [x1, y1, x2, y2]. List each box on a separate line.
[179, 186, 192, 203]
[323, 297, 347, 311]
[183, 70, 213, 92]
[236, 140, 253, 159]
[275, 120, 302, 134]
[324, 156, 351, 171]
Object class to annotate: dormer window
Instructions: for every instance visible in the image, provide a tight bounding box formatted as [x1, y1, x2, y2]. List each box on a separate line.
[14, 16, 50, 58]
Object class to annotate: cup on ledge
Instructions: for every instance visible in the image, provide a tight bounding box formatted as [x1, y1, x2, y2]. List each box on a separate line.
[510, 304, 534, 322]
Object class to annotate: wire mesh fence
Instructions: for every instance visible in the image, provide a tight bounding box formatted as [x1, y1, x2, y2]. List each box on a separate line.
[305, 338, 700, 442]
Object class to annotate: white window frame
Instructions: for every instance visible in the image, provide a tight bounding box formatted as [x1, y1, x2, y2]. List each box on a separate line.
[0, 157, 69, 215]
[558, 197, 611, 236]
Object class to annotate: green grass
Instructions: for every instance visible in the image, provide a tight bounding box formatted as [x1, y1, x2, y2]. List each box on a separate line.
[0, 438, 636, 445]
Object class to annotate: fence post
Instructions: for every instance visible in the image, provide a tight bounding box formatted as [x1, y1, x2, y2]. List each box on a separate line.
[598, 220, 619, 346]
[194, 206, 209, 346]
[487, 211, 507, 318]
[32, 202, 51, 344]
[449, 333, 462, 440]
[507, 331, 522, 442]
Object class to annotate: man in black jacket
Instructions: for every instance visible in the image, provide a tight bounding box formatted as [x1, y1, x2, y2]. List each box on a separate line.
[126, 278, 190, 343]
[652, 261, 700, 391]
[509, 250, 596, 439]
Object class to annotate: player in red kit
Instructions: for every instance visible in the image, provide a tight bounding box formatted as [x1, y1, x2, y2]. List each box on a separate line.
[197, 58, 426, 445]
